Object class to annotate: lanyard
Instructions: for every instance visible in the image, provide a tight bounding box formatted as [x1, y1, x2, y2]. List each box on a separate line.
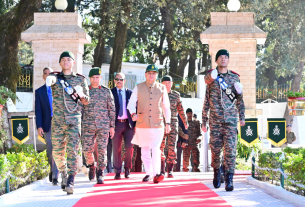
[216, 74, 237, 109]
[57, 74, 80, 103]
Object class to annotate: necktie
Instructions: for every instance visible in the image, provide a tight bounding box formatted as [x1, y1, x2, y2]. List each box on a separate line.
[47, 86, 53, 117]
[119, 89, 123, 117]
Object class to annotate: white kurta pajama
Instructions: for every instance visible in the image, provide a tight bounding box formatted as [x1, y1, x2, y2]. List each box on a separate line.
[127, 82, 171, 177]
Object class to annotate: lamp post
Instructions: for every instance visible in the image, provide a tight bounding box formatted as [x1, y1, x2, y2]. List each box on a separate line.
[227, 0, 241, 12]
[55, 0, 68, 12]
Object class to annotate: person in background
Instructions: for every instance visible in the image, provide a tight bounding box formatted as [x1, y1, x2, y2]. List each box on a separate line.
[281, 125, 296, 148]
[111, 72, 135, 179]
[35, 67, 59, 186]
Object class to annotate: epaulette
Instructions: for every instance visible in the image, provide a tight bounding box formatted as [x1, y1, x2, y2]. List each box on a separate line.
[76, 73, 86, 78]
[100, 84, 110, 89]
[50, 71, 60, 75]
[206, 69, 214, 74]
[230, 70, 240, 77]
[172, 90, 180, 96]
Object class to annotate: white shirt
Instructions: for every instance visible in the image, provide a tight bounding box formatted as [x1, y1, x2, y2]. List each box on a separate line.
[116, 87, 128, 119]
[127, 84, 171, 124]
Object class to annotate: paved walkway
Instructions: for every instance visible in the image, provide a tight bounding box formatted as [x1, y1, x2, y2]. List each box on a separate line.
[1, 172, 302, 207]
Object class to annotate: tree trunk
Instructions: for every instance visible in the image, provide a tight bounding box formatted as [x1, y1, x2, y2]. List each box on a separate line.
[157, 31, 168, 65]
[188, 48, 196, 77]
[109, 0, 131, 75]
[66, 0, 76, 12]
[160, 6, 178, 78]
[92, 1, 107, 68]
[283, 61, 304, 126]
[266, 66, 276, 86]
[0, 0, 42, 93]
[291, 61, 304, 91]
[177, 50, 189, 78]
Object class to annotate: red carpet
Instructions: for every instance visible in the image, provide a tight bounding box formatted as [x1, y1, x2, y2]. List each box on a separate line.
[74, 172, 232, 207]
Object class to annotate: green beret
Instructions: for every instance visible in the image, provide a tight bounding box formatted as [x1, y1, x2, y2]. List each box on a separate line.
[215, 49, 229, 62]
[89, 68, 101, 77]
[161, 75, 172, 82]
[186, 108, 193, 113]
[59, 51, 75, 63]
[146, 64, 158, 72]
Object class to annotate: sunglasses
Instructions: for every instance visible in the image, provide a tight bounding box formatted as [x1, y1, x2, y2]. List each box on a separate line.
[115, 78, 124, 81]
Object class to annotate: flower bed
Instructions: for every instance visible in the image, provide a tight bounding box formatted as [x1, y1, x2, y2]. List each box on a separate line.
[255, 147, 305, 196]
[0, 144, 49, 195]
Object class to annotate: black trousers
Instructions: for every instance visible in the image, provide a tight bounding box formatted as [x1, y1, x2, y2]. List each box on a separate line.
[112, 121, 134, 173]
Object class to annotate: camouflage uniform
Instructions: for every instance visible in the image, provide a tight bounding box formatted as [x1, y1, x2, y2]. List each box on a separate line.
[182, 118, 201, 172]
[160, 90, 187, 164]
[202, 70, 245, 174]
[121, 139, 138, 172]
[50, 71, 90, 176]
[81, 85, 115, 170]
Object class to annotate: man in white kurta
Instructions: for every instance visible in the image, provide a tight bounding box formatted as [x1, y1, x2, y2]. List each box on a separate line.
[127, 64, 171, 183]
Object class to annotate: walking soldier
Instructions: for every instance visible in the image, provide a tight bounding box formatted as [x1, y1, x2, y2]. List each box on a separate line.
[202, 49, 245, 191]
[81, 68, 115, 184]
[160, 75, 188, 178]
[46, 51, 90, 194]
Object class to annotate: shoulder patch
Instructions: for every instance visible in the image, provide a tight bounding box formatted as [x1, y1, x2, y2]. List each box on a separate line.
[76, 73, 85, 78]
[230, 70, 240, 77]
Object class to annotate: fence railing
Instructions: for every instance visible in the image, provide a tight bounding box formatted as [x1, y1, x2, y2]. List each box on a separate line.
[17, 67, 33, 92]
[256, 83, 292, 103]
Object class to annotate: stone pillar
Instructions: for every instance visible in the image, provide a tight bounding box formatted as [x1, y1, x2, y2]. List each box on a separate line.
[200, 12, 267, 117]
[21, 12, 91, 92]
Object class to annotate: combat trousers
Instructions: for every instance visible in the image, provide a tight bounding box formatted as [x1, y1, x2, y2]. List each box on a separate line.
[183, 145, 200, 172]
[81, 128, 109, 170]
[121, 140, 138, 172]
[210, 122, 237, 174]
[160, 121, 178, 164]
[52, 123, 80, 175]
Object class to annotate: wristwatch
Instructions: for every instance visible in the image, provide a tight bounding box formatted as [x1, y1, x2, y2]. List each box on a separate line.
[166, 123, 170, 125]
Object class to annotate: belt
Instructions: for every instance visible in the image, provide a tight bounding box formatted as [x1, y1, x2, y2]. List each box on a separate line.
[117, 119, 128, 122]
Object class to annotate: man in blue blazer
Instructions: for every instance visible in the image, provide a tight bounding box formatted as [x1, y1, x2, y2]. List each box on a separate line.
[35, 67, 59, 185]
[111, 72, 136, 179]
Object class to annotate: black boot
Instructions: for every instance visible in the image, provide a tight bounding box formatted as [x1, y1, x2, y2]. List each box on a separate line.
[60, 171, 67, 191]
[66, 174, 75, 195]
[96, 169, 104, 184]
[220, 165, 225, 183]
[124, 167, 130, 178]
[52, 178, 59, 186]
[167, 164, 174, 178]
[225, 173, 234, 191]
[114, 172, 121, 180]
[160, 160, 165, 175]
[213, 168, 221, 189]
[89, 164, 96, 181]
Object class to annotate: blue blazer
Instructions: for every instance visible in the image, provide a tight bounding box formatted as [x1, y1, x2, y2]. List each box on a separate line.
[35, 84, 52, 132]
[177, 115, 188, 145]
[111, 87, 135, 128]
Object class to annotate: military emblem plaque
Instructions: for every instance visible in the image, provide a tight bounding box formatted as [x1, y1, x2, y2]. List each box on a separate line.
[11, 116, 29, 145]
[239, 118, 259, 147]
[267, 118, 286, 147]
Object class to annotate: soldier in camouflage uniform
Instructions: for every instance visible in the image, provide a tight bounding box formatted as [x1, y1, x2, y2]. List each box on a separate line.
[46, 51, 90, 195]
[160, 75, 188, 178]
[82, 68, 115, 184]
[183, 108, 201, 172]
[202, 49, 245, 191]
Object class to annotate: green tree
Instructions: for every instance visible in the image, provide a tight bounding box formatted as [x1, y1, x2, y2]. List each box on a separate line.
[0, 0, 42, 93]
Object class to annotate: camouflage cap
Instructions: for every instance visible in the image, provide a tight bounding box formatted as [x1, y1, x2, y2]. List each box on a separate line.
[89, 67, 102, 77]
[215, 49, 229, 62]
[146, 64, 158, 72]
[59, 51, 75, 63]
[186, 108, 193, 113]
[161, 75, 172, 82]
